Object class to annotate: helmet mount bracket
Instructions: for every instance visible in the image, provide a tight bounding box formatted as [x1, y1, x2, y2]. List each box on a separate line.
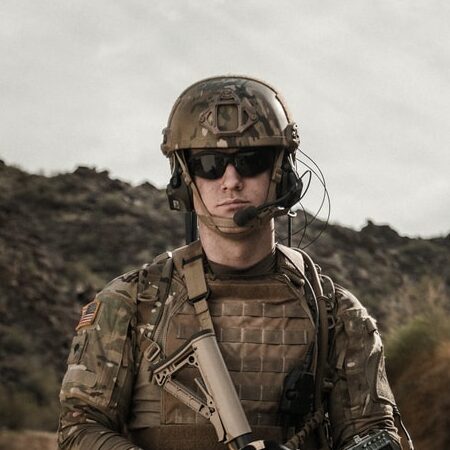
[199, 89, 258, 137]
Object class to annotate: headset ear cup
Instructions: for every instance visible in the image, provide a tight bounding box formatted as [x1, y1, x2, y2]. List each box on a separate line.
[277, 154, 303, 208]
[166, 161, 194, 211]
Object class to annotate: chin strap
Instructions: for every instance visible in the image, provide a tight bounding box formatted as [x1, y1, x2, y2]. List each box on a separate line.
[175, 149, 284, 238]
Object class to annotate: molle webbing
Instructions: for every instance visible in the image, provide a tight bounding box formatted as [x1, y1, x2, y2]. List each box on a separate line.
[162, 271, 315, 427]
[129, 424, 284, 450]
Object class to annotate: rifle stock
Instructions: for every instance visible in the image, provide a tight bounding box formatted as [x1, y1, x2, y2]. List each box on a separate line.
[151, 330, 254, 449]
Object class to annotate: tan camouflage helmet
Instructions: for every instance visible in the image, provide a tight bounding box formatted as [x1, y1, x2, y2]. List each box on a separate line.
[161, 75, 300, 155]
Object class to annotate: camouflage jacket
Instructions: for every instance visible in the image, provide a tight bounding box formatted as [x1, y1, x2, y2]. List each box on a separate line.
[58, 247, 401, 450]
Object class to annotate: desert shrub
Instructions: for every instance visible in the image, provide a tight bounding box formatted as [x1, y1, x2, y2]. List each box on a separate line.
[385, 307, 450, 450]
[385, 305, 450, 379]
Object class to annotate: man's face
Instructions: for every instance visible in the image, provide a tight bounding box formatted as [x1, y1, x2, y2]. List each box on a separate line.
[190, 148, 272, 219]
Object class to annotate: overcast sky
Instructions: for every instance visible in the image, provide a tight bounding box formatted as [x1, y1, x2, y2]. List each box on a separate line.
[1, 0, 449, 237]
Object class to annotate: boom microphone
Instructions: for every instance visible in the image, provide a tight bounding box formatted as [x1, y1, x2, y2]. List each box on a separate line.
[233, 206, 260, 227]
[233, 177, 304, 227]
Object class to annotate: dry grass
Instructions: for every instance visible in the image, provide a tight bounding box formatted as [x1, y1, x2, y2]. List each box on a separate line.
[386, 307, 450, 450]
[393, 342, 450, 450]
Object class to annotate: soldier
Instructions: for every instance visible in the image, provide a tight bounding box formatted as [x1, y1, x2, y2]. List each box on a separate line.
[59, 76, 406, 450]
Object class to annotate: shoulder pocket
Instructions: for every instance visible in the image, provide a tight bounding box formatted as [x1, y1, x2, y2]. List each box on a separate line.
[63, 295, 135, 408]
[343, 309, 396, 414]
[67, 332, 88, 365]
[366, 332, 396, 406]
[62, 367, 96, 387]
[341, 309, 376, 413]
[89, 297, 134, 408]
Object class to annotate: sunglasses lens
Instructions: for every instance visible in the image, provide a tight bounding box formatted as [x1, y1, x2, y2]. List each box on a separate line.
[189, 148, 274, 180]
[189, 153, 226, 179]
[235, 149, 273, 177]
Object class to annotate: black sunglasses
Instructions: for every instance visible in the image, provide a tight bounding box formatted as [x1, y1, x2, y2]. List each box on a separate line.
[187, 148, 274, 180]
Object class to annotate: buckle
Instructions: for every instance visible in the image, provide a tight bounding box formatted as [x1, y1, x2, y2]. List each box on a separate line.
[318, 295, 336, 330]
[144, 340, 161, 363]
[187, 288, 211, 305]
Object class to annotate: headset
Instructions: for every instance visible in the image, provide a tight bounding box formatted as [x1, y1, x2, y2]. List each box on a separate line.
[166, 156, 194, 212]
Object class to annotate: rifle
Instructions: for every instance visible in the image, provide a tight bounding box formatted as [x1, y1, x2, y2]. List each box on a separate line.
[151, 329, 287, 450]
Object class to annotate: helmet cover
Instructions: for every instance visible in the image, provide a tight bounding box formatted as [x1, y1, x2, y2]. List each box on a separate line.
[161, 75, 299, 155]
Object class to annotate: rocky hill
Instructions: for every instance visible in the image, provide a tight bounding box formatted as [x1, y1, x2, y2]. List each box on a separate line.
[0, 160, 449, 448]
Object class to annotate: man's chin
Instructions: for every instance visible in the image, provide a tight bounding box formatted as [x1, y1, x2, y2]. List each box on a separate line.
[215, 225, 254, 240]
[197, 212, 254, 239]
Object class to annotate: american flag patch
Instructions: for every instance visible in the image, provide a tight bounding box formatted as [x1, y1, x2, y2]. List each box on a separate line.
[76, 300, 100, 330]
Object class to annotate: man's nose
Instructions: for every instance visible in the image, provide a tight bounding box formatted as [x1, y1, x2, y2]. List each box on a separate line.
[221, 163, 243, 190]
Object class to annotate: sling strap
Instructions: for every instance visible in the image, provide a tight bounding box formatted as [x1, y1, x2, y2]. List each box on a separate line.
[172, 240, 215, 332]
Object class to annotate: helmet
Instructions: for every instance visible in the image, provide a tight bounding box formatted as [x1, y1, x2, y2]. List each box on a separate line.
[161, 75, 299, 155]
[161, 75, 302, 237]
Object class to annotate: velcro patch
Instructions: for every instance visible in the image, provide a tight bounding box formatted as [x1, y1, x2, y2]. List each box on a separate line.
[76, 300, 100, 330]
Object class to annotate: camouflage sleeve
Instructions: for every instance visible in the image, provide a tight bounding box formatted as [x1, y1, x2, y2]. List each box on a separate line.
[328, 286, 402, 449]
[58, 271, 142, 450]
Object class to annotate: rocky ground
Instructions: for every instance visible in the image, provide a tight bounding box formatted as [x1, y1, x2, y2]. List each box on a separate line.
[0, 160, 449, 448]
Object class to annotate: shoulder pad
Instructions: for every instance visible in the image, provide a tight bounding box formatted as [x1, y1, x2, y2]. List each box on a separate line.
[335, 284, 368, 319]
[276, 244, 305, 275]
[137, 257, 172, 299]
[75, 270, 138, 331]
[153, 251, 173, 264]
[100, 269, 140, 303]
[138, 260, 164, 283]
[171, 240, 203, 276]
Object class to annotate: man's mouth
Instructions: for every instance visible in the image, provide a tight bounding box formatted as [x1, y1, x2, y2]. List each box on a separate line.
[217, 199, 249, 207]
